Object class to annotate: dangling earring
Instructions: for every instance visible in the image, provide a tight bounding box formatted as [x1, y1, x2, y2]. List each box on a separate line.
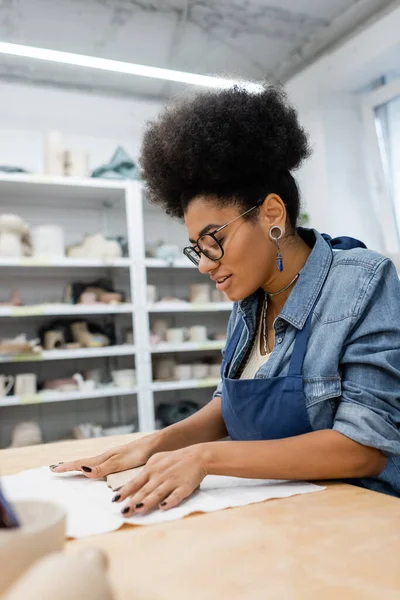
[269, 226, 284, 272]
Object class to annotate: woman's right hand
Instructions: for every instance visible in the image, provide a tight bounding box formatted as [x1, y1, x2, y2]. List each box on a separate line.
[49, 434, 160, 479]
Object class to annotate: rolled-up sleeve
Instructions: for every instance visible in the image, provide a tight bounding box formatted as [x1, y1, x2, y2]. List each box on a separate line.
[333, 258, 400, 456]
[213, 304, 238, 398]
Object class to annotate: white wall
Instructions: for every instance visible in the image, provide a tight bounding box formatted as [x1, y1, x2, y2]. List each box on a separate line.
[286, 3, 400, 253]
[0, 81, 163, 173]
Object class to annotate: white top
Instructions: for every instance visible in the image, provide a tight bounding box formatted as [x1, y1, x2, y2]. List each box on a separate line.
[240, 311, 271, 379]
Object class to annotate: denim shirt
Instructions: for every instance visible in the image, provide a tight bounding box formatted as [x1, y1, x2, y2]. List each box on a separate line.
[214, 228, 400, 497]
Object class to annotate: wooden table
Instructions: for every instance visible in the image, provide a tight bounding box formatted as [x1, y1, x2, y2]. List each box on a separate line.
[1, 435, 400, 600]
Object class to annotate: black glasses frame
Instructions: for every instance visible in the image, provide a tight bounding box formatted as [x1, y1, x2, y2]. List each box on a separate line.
[183, 202, 262, 266]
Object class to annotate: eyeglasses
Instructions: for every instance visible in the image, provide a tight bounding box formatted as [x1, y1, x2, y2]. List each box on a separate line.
[183, 203, 261, 266]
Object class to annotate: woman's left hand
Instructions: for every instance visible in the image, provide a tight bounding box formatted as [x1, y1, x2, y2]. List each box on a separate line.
[113, 445, 208, 515]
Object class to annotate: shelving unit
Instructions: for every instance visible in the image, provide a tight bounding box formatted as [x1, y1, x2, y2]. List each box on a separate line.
[0, 175, 231, 445]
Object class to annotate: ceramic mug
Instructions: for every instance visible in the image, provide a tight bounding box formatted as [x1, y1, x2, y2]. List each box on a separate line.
[189, 326, 208, 343]
[15, 374, 37, 397]
[111, 369, 136, 388]
[31, 225, 65, 259]
[0, 500, 65, 596]
[154, 358, 175, 381]
[0, 374, 14, 397]
[151, 319, 168, 340]
[174, 364, 193, 381]
[166, 328, 188, 344]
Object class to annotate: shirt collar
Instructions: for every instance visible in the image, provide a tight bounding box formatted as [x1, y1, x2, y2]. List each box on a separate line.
[239, 228, 333, 330]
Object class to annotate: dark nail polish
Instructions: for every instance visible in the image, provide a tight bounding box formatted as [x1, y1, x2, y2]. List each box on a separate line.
[122, 507, 130, 515]
[112, 495, 121, 503]
[160, 501, 167, 507]
[81, 466, 92, 473]
[135, 503, 144, 509]
[49, 465, 57, 469]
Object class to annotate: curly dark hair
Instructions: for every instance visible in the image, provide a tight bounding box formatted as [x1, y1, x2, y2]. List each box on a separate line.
[140, 85, 311, 227]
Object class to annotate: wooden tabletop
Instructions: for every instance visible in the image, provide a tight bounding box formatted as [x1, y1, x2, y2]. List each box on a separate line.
[1, 435, 400, 600]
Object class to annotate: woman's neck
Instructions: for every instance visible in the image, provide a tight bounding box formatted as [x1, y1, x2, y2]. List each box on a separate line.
[261, 235, 311, 312]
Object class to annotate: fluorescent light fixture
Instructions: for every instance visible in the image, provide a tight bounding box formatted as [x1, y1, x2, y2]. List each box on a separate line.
[0, 41, 263, 92]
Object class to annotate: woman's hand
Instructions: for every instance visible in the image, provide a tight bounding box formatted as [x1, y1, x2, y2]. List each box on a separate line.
[49, 434, 160, 478]
[113, 445, 207, 515]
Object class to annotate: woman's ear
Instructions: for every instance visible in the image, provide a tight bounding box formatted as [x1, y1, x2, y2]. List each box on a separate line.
[260, 194, 286, 230]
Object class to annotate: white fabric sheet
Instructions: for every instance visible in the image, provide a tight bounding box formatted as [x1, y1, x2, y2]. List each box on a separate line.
[2, 467, 325, 538]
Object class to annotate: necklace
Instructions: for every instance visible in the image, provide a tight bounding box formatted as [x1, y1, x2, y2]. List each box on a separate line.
[262, 272, 300, 354]
[261, 296, 269, 355]
[265, 272, 300, 297]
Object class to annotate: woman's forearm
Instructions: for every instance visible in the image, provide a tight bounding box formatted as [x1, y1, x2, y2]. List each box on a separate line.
[201, 429, 387, 480]
[153, 396, 227, 453]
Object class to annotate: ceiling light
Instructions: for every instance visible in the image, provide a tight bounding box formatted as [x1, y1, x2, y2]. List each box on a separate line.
[0, 41, 263, 92]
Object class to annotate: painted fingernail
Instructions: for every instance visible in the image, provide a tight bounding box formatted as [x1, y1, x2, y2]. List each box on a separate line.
[114, 486, 122, 492]
[49, 465, 57, 469]
[112, 495, 121, 503]
[135, 503, 144, 509]
[160, 501, 167, 507]
[122, 507, 130, 515]
[81, 466, 92, 473]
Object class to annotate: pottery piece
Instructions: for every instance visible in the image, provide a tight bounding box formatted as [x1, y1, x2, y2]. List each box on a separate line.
[64, 149, 89, 178]
[0, 215, 30, 258]
[73, 374, 95, 392]
[44, 131, 64, 176]
[189, 325, 208, 343]
[15, 373, 37, 396]
[192, 363, 209, 379]
[67, 234, 122, 260]
[10, 422, 43, 447]
[2, 549, 114, 600]
[174, 364, 193, 381]
[31, 225, 65, 258]
[0, 374, 14, 397]
[0, 500, 65, 596]
[44, 330, 65, 351]
[166, 328, 188, 344]
[111, 369, 136, 388]
[189, 284, 211, 304]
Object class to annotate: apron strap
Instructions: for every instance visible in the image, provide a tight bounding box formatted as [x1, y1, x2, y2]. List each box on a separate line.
[223, 317, 244, 368]
[286, 309, 314, 377]
[321, 233, 367, 250]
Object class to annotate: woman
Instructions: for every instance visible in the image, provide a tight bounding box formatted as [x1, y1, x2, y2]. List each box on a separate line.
[52, 86, 400, 512]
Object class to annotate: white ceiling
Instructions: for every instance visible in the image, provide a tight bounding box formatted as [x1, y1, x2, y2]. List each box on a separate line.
[0, 0, 396, 98]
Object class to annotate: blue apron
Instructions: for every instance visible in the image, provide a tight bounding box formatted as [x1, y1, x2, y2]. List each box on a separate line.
[221, 234, 366, 441]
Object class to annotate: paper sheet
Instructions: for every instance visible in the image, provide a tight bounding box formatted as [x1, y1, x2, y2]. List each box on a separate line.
[2, 467, 325, 538]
